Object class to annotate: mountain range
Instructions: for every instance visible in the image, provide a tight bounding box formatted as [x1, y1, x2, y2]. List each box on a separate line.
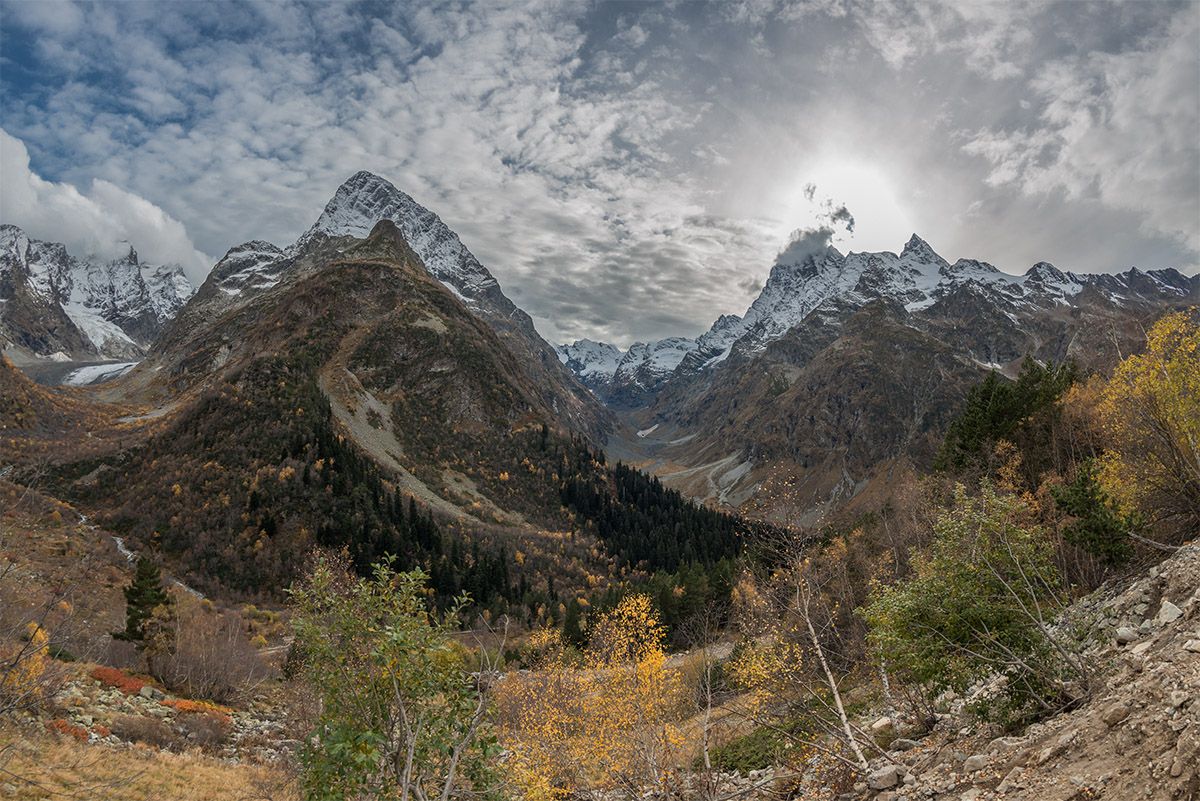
[560, 233, 1196, 520]
[0, 224, 194, 361]
[3, 172, 1195, 530]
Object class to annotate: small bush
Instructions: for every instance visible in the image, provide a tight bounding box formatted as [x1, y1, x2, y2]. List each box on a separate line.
[161, 697, 232, 722]
[89, 665, 148, 695]
[177, 710, 232, 751]
[109, 714, 178, 749]
[46, 718, 89, 741]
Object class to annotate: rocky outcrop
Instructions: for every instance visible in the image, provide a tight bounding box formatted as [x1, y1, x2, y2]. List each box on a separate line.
[0, 225, 193, 360]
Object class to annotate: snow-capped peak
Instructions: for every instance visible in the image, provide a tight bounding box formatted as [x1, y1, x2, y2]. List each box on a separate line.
[0, 224, 195, 359]
[297, 171, 499, 303]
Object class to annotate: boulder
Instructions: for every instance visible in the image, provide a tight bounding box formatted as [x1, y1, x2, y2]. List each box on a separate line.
[867, 764, 902, 790]
[963, 754, 989, 772]
[1157, 600, 1183, 625]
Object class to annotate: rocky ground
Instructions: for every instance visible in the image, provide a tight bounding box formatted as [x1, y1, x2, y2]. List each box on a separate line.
[5, 661, 295, 773]
[847, 541, 1199, 801]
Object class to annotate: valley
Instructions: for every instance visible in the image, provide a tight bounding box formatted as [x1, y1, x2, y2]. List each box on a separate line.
[2, 171, 1197, 800]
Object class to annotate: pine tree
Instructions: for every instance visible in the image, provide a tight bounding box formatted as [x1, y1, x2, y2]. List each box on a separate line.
[114, 557, 172, 646]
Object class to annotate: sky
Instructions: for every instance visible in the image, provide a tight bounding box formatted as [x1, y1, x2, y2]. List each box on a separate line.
[1, 0, 1197, 348]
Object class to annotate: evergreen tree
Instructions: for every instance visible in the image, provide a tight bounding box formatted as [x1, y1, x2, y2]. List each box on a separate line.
[114, 557, 172, 647]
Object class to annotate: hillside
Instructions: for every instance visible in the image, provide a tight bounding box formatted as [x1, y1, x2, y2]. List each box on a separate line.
[577, 236, 1198, 523]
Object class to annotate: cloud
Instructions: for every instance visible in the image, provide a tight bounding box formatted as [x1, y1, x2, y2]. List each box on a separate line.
[0, 0, 1195, 349]
[962, 6, 1199, 254]
[0, 128, 213, 281]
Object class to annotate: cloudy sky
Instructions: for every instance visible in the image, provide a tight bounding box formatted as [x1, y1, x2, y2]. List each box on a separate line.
[2, 0, 1197, 347]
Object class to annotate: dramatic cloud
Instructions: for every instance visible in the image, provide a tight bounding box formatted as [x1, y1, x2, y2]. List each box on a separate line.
[1, 1, 1195, 346]
[0, 129, 213, 280]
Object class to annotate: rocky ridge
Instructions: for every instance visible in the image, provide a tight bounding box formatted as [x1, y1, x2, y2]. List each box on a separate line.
[566, 234, 1196, 405]
[0, 224, 193, 360]
[150, 171, 613, 439]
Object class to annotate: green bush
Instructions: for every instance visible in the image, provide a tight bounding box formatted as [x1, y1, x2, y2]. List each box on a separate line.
[861, 483, 1090, 728]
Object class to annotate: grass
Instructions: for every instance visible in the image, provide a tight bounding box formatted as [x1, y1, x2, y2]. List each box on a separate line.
[0, 724, 298, 801]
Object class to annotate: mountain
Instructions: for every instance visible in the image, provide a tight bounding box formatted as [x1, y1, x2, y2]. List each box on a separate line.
[570, 235, 1197, 403]
[563, 234, 1197, 519]
[0, 225, 193, 360]
[556, 336, 697, 409]
[150, 172, 613, 439]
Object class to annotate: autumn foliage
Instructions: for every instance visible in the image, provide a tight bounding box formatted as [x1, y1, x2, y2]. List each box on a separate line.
[495, 595, 688, 799]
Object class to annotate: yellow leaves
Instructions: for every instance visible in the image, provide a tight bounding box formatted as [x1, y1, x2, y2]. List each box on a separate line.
[172, 483, 182, 496]
[1, 623, 49, 701]
[278, 466, 296, 482]
[496, 596, 686, 797]
[1096, 309, 1200, 528]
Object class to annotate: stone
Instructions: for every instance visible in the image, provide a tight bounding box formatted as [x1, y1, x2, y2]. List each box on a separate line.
[1169, 690, 1190, 709]
[868, 765, 902, 790]
[1132, 640, 1154, 656]
[963, 754, 990, 772]
[1102, 703, 1131, 726]
[988, 736, 1024, 753]
[1116, 627, 1139, 644]
[1158, 600, 1184, 624]
[872, 716, 894, 733]
[890, 738, 920, 752]
[1184, 640, 1200, 654]
[960, 789, 982, 801]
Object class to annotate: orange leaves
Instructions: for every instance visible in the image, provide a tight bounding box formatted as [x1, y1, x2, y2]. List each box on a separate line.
[88, 666, 148, 696]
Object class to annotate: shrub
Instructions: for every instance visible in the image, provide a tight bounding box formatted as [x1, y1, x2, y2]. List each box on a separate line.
[862, 483, 1095, 728]
[161, 697, 232, 722]
[46, 718, 88, 741]
[89, 665, 148, 695]
[289, 555, 502, 801]
[149, 597, 274, 703]
[176, 710, 232, 751]
[108, 714, 178, 749]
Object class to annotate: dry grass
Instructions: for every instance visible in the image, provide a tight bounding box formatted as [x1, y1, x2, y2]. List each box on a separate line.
[0, 724, 298, 800]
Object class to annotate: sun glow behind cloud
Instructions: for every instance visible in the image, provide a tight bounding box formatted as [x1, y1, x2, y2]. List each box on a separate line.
[773, 158, 917, 257]
[0, 1, 1195, 347]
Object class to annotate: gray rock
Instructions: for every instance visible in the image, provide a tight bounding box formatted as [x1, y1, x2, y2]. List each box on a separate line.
[1102, 703, 1131, 726]
[139, 685, 165, 701]
[868, 764, 902, 790]
[1158, 600, 1184, 624]
[890, 738, 920, 752]
[1184, 639, 1200, 653]
[1116, 627, 1139, 644]
[963, 754, 989, 772]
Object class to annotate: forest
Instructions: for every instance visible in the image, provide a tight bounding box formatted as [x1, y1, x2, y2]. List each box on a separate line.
[1, 309, 1196, 801]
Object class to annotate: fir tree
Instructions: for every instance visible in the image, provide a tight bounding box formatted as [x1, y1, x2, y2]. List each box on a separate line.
[114, 557, 172, 646]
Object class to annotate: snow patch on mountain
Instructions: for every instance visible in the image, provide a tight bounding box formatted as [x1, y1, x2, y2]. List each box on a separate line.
[0, 224, 195, 359]
[298, 171, 500, 305]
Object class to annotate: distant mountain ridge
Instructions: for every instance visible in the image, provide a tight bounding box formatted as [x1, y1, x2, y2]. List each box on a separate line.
[560, 234, 1197, 405]
[0, 224, 194, 360]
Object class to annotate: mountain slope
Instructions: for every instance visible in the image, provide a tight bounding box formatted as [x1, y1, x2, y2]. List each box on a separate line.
[0, 225, 193, 360]
[58, 220, 585, 595]
[151, 172, 613, 439]
[576, 236, 1197, 519]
